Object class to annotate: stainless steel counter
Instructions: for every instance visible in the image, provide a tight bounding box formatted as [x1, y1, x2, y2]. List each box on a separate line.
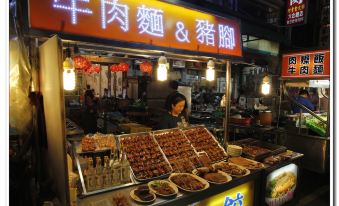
[279, 132, 329, 173]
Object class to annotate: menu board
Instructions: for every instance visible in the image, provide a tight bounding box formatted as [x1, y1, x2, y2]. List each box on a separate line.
[281, 50, 330, 78]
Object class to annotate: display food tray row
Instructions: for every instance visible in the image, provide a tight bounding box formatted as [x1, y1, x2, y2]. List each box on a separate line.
[72, 126, 229, 196]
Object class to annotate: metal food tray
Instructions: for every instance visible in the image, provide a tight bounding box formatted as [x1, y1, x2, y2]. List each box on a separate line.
[230, 139, 272, 161]
[73, 141, 114, 169]
[239, 148, 272, 161]
[72, 142, 139, 197]
[152, 128, 201, 169]
[181, 125, 228, 163]
[231, 139, 286, 161]
[116, 132, 173, 182]
[75, 134, 118, 155]
[250, 140, 287, 155]
[229, 138, 257, 145]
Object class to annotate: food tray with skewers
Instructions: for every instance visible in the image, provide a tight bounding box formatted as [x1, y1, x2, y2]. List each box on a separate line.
[182, 125, 228, 163]
[118, 132, 173, 182]
[152, 128, 201, 173]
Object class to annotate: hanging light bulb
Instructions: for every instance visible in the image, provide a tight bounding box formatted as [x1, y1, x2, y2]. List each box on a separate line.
[261, 74, 270, 95]
[157, 54, 168, 81]
[63, 47, 76, 90]
[206, 59, 215, 81]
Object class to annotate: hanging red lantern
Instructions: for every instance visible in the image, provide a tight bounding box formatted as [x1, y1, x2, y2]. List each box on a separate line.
[110, 63, 129, 72]
[140, 61, 153, 74]
[73, 55, 91, 70]
[110, 64, 119, 72]
[118, 62, 129, 72]
[92, 64, 101, 73]
[83, 63, 92, 74]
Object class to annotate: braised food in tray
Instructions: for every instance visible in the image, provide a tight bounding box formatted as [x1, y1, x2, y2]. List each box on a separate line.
[229, 157, 265, 170]
[241, 144, 271, 157]
[193, 167, 232, 184]
[263, 155, 289, 165]
[120, 134, 172, 180]
[183, 127, 227, 162]
[154, 130, 201, 172]
[130, 185, 156, 203]
[92, 133, 116, 151]
[278, 150, 299, 159]
[80, 133, 117, 152]
[81, 136, 97, 152]
[169, 173, 209, 192]
[212, 162, 250, 177]
[148, 180, 178, 197]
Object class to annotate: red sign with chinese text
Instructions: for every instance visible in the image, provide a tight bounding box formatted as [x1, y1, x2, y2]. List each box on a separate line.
[286, 0, 307, 26]
[28, 0, 242, 57]
[281, 50, 330, 78]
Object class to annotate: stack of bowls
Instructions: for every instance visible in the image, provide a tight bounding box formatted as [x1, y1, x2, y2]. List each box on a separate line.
[227, 145, 243, 157]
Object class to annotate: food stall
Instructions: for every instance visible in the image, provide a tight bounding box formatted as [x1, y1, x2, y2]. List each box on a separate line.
[21, 0, 304, 205]
[278, 50, 330, 173]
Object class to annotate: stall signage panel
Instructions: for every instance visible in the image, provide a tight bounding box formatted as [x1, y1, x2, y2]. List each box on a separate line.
[28, 0, 242, 57]
[281, 50, 330, 78]
[194, 181, 254, 206]
[286, 0, 307, 26]
[265, 164, 298, 206]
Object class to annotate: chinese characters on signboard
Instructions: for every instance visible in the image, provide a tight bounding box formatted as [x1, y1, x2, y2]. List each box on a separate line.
[193, 181, 254, 206]
[281, 50, 330, 78]
[286, 0, 307, 25]
[224, 192, 244, 206]
[29, 0, 242, 57]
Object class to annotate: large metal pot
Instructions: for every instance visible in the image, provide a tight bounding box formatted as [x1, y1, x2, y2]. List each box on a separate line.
[259, 110, 272, 126]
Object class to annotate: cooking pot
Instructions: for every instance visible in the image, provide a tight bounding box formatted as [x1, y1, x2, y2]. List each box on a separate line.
[259, 110, 272, 126]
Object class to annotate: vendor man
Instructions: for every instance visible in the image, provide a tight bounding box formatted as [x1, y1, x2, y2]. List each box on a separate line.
[292, 89, 315, 113]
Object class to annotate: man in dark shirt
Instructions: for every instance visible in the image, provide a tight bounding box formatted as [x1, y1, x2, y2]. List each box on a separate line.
[292, 89, 315, 113]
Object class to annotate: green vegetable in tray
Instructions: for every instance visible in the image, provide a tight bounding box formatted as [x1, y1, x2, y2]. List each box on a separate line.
[305, 115, 327, 136]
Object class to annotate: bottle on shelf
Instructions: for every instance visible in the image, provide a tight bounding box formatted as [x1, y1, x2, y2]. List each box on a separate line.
[121, 152, 131, 183]
[103, 155, 112, 188]
[95, 157, 103, 190]
[111, 152, 121, 186]
[85, 157, 96, 191]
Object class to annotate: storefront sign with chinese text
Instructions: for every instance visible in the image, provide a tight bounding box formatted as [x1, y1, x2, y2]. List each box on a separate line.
[286, 0, 307, 25]
[281, 50, 330, 78]
[193, 181, 254, 206]
[29, 0, 242, 57]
